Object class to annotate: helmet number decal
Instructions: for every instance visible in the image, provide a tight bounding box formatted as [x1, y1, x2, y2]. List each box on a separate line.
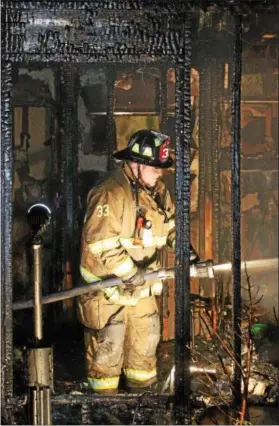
[159, 139, 170, 162]
[97, 204, 110, 217]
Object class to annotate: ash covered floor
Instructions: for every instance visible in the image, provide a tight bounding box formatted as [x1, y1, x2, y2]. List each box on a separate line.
[12, 314, 279, 425]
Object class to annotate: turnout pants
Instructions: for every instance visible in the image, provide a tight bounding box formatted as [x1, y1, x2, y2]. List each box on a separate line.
[78, 293, 160, 392]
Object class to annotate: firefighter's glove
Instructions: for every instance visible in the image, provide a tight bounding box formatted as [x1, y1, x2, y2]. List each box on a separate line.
[123, 269, 145, 288]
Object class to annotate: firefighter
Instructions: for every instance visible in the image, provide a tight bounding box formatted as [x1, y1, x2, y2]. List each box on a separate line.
[78, 129, 199, 394]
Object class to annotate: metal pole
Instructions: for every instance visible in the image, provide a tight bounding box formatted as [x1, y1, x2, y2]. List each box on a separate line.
[44, 388, 51, 425]
[27, 217, 52, 425]
[231, 14, 243, 407]
[33, 244, 43, 342]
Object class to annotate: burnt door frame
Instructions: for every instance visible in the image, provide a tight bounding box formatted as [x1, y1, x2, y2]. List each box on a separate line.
[1, 1, 194, 422]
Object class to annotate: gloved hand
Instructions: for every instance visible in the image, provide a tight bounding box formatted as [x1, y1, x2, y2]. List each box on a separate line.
[122, 269, 145, 288]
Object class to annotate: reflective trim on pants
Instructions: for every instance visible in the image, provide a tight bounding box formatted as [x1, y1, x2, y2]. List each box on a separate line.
[87, 376, 119, 390]
[123, 368, 157, 382]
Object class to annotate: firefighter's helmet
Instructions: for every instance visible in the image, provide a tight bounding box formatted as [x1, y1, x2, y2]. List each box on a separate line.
[113, 129, 173, 169]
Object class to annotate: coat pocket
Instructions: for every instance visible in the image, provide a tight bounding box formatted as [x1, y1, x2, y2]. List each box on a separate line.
[77, 294, 123, 330]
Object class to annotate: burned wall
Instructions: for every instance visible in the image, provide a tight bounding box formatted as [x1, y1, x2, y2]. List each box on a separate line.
[219, 34, 279, 320]
[12, 67, 55, 303]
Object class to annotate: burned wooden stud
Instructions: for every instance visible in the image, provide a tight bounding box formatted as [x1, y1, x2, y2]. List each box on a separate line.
[106, 68, 117, 171]
[174, 11, 192, 425]
[59, 65, 79, 320]
[1, 59, 14, 426]
[230, 14, 243, 407]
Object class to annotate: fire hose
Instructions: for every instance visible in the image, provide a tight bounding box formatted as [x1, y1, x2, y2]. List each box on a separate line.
[13, 257, 278, 312]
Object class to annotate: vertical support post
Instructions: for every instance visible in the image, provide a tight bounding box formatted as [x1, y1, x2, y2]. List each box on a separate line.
[231, 14, 242, 407]
[1, 59, 14, 425]
[212, 60, 223, 331]
[212, 60, 223, 265]
[174, 11, 192, 425]
[159, 64, 170, 340]
[59, 65, 79, 320]
[106, 68, 116, 171]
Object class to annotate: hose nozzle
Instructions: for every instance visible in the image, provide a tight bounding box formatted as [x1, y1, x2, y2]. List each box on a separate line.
[190, 259, 214, 278]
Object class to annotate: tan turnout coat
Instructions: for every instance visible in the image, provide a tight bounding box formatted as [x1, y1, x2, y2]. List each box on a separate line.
[79, 163, 175, 306]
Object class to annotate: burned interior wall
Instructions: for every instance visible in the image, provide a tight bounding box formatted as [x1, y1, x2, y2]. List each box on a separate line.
[219, 24, 279, 320]
[12, 67, 56, 307]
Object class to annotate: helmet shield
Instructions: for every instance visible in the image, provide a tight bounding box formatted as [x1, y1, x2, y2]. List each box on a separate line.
[113, 129, 173, 169]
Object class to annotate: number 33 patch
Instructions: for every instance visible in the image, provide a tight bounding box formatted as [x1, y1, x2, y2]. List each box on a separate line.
[96, 204, 110, 217]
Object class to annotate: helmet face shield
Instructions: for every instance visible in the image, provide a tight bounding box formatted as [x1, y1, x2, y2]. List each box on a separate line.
[113, 129, 173, 169]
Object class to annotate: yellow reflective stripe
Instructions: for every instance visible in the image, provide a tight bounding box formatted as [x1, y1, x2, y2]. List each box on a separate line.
[88, 236, 120, 255]
[154, 138, 162, 147]
[124, 368, 157, 382]
[103, 286, 119, 300]
[120, 236, 167, 248]
[87, 376, 119, 390]
[113, 257, 135, 277]
[168, 219, 175, 230]
[80, 266, 100, 283]
[142, 147, 152, 157]
[131, 143, 140, 153]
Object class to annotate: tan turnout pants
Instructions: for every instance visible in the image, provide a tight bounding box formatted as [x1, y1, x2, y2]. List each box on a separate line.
[78, 292, 160, 392]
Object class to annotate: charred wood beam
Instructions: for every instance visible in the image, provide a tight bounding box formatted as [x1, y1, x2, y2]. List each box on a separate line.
[1, 60, 14, 425]
[52, 392, 172, 406]
[2, 4, 185, 63]
[4, 1, 279, 13]
[211, 60, 223, 323]
[57, 65, 79, 317]
[196, 0, 279, 13]
[212, 60, 223, 263]
[231, 14, 242, 407]
[198, 58, 223, 325]
[106, 69, 116, 171]
[174, 11, 192, 425]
